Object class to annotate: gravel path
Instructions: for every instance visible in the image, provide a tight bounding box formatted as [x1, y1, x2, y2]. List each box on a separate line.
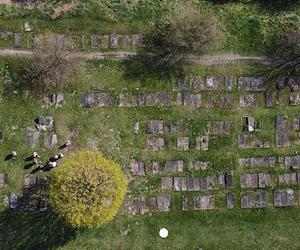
[0, 49, 267, 65]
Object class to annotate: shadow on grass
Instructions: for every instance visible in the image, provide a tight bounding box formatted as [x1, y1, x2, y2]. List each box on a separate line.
[206, 0, 299, 11]
[0, 209, 77, 250]
[121, 54, 181, 83]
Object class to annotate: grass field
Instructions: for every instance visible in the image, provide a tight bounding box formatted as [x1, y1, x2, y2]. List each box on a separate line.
[0, 56, 300, 249]
[0, 1, 300, 249]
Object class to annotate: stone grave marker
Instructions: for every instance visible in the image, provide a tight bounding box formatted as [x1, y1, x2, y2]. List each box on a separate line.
[147, 137, 165, 151]
[177, 137, 189, 151]
[131, 160, 146, 176]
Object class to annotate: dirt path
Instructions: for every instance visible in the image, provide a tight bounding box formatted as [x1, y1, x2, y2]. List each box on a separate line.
[0, 49, 267, 65]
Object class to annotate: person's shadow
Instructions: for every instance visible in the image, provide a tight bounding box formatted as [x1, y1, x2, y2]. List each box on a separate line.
[4, 154, 14, 161]
[24, 162, 36, 170]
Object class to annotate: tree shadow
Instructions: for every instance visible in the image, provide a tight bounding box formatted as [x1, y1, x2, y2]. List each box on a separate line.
[0, 209, 77, 250]
[121, 53, 181, 84]
[205, 0, 299, 12]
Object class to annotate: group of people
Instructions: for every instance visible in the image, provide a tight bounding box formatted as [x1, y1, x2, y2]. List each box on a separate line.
[9, 140, 72, 171]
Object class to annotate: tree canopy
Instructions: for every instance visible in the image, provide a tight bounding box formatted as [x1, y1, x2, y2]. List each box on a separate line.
[144, 7, 220, 69]
[49, 150, 127, 228]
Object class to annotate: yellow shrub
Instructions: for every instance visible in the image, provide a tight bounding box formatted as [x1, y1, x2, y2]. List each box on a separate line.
[49, 150, 127, 228]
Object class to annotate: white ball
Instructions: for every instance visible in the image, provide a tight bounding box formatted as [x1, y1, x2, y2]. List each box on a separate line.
[159, 228, 168, 238]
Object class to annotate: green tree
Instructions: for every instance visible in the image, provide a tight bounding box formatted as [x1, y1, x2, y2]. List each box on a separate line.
[49, 150, 127, 228]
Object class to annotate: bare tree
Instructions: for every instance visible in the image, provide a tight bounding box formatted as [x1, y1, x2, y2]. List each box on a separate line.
[22, 47, 78, 93]
[144, 6, 220, 71]
[266, 28, 300, 80]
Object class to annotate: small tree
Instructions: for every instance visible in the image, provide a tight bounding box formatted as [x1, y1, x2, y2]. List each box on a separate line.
[145, 7, 220, 70]
[22, 47, 77, 93]
[49, 150, 127, 228]
[267, 28, 300, 78]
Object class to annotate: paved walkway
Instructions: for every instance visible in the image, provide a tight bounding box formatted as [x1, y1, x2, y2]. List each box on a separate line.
[0, 49, 268, 65]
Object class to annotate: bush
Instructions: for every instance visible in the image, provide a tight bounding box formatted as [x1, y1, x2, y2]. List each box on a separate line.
[49, 150, 127, 228]
[144, 6, 220, 70]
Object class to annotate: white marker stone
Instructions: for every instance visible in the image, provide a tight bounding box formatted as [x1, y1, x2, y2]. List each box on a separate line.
[159, 228, 168, 238]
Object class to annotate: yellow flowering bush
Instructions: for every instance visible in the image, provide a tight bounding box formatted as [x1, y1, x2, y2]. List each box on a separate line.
[49, 150, 127, 228]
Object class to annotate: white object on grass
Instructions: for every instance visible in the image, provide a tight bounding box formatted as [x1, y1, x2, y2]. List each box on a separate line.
[159, 228, 168, 238]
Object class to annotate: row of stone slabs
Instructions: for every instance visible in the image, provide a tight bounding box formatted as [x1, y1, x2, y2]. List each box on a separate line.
[0, 31, 144, 49]
[132, 120, 231, 135]
[130, 189, 300, 213]
[161, 171, 233, 191]
[131, 160, 216, 176]
[178, 76, 300, 92]
[161, 172, 300, 192]
[147, 135, 209, 151]
[239, 155, 300, 169]
[80, 91, 300, 108]
[131, 155, 300, 176]
[3, 174, 47, 211]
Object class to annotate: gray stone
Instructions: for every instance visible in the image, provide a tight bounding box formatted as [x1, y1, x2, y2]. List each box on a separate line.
[90, 35, 109, 49]
[80, 92, 115, 107]
[239, 158, 250, 167]
[206, 95, 217, 109]
[177, 137, 189, 151]
[44, 133, 58, 149]
[284, 155, 300, 169]
[147, 137, 164, 151]
[131, 197, 146, 214]
[109, 33, 119, 48]
[227, 192, 234, 209]
[165, 160, 184, 172]
[119, 93, 134, 107]
[250, 157, 276, 168]
[287, 76, 300, 91]
[190, 161, 212, 170]
[156, 196, 171, 212]
[146, 120, 164, 134]
[206, 76, 220, 90]
[182, 196, 189, 211]
[194, 195, 215, 210]
[9, 192, 18, 209]
[152, 161, 160, 174]
[225, 171, 233, 188]
[190, 76, 205, 90]
[131, 160, 145, 176]
[0, 174, 5, 188]
[276, 115, 291, 148]
[200, 177, 208, 191]
[207, 121, 232, 135]
[161, 177, 173, 190]
[196, 134, 209, 151]
[174, 177, 182, 191]
[289, 93, 300, 106]
[220, 95, 233, 109]
[266, 91, 273, 108]
[241, 191, 267, 208]
[131, 34, 144, 47]
[225, 76, 234, 91]
[182, 93, 202, 107]
[240, 173, 258, 188]
[274, 189, 297, 207]
[13, 33, 21, 48]
[25, 127, 40, 148]
[238, 77, 264, 91]
[145, 92, 172, 106]
[181, 177, 187, 191]
[132, 121, 140, 134]
[258, 173, 272, 188]
[239, 94, 258, 107]
[0, 132, 3, 144]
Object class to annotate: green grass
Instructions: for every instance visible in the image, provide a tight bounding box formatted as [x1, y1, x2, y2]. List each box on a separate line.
[1, 57, 300, 249]
[0, 2, 299, 54]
